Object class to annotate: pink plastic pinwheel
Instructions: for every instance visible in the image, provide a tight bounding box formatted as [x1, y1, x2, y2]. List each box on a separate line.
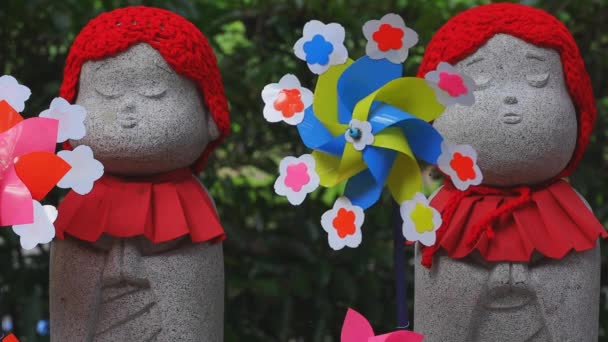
[0, 100, 70, 226]
[341, 308, 424, 342]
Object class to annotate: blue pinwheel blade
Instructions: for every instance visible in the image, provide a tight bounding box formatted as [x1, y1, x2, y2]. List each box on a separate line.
[297, 106, 346, 157]
[368, 102, 444, 164]
[336, 56, 403, 124]
[344, 170, 385, 210]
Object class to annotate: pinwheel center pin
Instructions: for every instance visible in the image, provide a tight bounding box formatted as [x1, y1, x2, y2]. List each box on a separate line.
[347, 127, 362, 140]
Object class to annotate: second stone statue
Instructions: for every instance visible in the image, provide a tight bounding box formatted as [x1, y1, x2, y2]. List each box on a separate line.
[49, 7, 230, 342]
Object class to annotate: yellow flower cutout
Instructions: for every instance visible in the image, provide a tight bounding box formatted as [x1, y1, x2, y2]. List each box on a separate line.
[400, 193, 442, 246]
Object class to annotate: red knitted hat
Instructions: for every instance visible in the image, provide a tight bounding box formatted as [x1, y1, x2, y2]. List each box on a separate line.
[60, 6, 230, 174]
[418, 2, 595, 179]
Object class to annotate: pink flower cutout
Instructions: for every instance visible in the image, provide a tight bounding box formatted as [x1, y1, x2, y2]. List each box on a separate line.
[438, 72, 467, 97]
[274, 154, 320, 205]
[284, 162, 311, 192]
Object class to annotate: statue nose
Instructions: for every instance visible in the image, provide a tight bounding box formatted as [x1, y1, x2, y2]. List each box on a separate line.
[503, 96, 518, 105]
[101, 239, 148, 288]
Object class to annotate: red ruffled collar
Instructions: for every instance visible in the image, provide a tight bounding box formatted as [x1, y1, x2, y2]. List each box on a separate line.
[420, 180, 607, 268]
[55, 168, 225, 244]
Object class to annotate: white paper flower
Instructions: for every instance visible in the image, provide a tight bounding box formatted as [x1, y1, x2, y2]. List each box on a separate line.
[437, 141, 483, 191]
[400, 193, 442, 246]
[0, 75, 31, 112]
[344, 119, 374, 151]
[293, 20, 349, 75]
[321, 197, 364, 250]
[12, 200, 57, 250]
[39, 97, 87, 143]
[274, 154, 320, 205]
[261, 74, 313, 125]
[425, 62, 475, 106]
[57, 145, 104, 195]
[362, 13, 419, 64]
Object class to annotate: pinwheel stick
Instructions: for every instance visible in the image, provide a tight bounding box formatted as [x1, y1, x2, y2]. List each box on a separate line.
[392, 202, 409, 329]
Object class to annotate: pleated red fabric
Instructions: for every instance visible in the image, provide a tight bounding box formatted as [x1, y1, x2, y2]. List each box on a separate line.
[54, 168, 224, 244]
[421, 180, 607, 267]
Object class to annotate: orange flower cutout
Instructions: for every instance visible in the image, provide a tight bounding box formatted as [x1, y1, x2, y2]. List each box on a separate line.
[273, 88, 304, 118]
[333, 208, 356, 238]
[372, 24, 404, 52]
[450, 152, 476, 181]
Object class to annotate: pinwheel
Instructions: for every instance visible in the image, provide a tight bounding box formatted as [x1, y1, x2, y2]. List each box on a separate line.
[262, 14, 480, 338]
[341, 308, 424, 342]
[1, 76, 104, 249]
[297, 55, 445, 213]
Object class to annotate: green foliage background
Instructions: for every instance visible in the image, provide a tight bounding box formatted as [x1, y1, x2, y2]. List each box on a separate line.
[0, 0, 607, 341]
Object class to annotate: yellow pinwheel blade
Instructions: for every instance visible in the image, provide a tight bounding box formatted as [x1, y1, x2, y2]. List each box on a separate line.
[387, 153, 422, 204]
[313, 145, 366, 188]
[313, 59, 354, 134]
[352, 77, 444, 123]
[372, 127, 415, 158]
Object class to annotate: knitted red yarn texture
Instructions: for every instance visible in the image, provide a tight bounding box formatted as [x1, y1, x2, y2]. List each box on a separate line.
[417, 2, 595, 179]
[59, 6, 230, 174]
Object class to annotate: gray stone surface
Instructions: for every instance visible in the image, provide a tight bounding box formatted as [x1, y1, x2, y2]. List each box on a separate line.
[50, 43, 224, 341]
[414, 34, 601, 341]
[433, 34, 577, 187]
[414, 246, 600, 342]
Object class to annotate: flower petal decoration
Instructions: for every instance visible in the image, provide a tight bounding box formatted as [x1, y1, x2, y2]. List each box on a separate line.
[0, 75, 31, 112]
[341, 308, 425, 342]
[321, 197, 364, 250]
[57, 145, 104, 195]
[0, 117, 59, 226]
[12, 200, 57, 250]
[437, 141, 483, 191]
[401, 192, 442, 246]
[294, 20, 349, 75]
[274, 154, 320, 205]
[39, 97, 87, 143]
[261, 74, 313, 125]
[344, 119, 374, 151]
[362, 13, 419, 64]
[424, 62, 475, 106]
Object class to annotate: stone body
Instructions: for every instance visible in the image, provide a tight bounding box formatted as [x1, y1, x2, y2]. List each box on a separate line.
[414, 34, 601, 341]
[50, 43, 224, 342]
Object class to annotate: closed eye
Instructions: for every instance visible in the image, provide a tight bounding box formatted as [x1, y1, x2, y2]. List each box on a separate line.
[95, 87, 123, 99]
[526, 73, 549, 88]
[473, 76, 492, 91]
[137, 86, 167, 98]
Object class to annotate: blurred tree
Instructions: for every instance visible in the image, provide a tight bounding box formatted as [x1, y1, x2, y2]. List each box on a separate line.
[0, 0, 606, 341]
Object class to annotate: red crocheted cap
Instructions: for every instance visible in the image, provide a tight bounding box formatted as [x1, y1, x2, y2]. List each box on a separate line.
[418, 3, 595, 179]
[60, 6, 230, 174]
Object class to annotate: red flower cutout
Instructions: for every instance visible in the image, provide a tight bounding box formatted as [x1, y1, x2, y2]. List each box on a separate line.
[273, 88, 304, 118]
[372, 24, 404, 52]
[438, 72, 467, 97]
[333, 208, 356, 238]
[450, 152, 476, 181]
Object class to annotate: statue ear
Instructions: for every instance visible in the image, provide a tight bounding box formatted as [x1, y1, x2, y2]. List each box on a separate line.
[207, 112, 221, 141]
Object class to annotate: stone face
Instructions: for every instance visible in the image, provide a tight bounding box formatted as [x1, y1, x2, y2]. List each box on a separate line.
[433, 34, 577, 187]
[414, 246, 600, 342]
[50, 43, 224, 341]
[413, 34, 600, 341]
[72, 43, 219, 176]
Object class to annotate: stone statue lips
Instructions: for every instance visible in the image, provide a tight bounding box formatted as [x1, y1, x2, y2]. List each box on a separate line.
[117, 116, 139, 129]
[483, 284, 534, 310]
[501, 112, 523, 124]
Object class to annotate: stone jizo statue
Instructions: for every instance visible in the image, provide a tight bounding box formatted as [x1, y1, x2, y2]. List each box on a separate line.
[49, 7, 230, 342]
[413, 3, 607, 342]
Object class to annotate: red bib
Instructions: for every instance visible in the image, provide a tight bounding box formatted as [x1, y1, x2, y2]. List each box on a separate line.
[420, 180, 607, 268]
[55, 168, 224, 244]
